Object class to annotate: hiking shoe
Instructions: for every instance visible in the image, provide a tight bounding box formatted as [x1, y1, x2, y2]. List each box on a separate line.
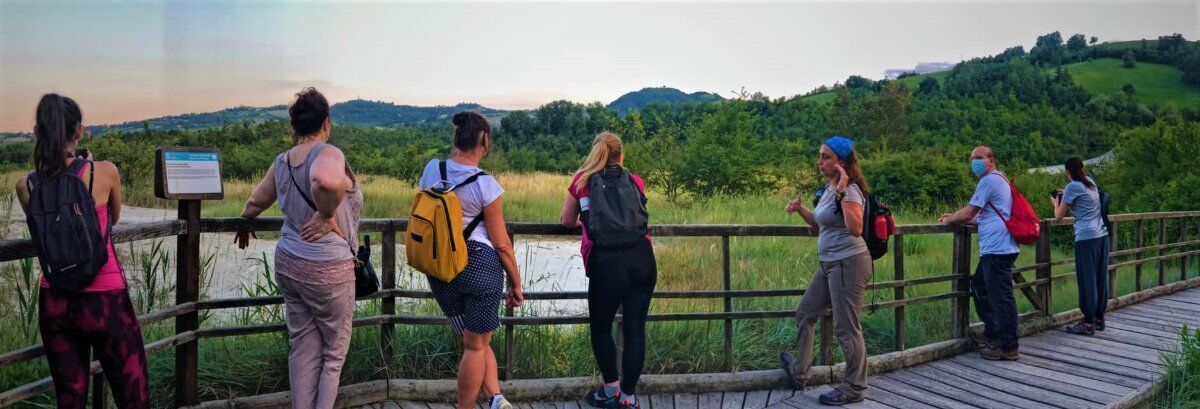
[980, 346, 1020, 361]
[780, 351, 805, 390]
[1095, 320, 1106, 331]
[1064, 322, 1095, 336]
[818, 389, 865, 406]
[585, 386, 620, 408]
[618, 398, 641, 409]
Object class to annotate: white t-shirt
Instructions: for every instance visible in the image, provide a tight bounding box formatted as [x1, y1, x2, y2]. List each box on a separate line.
[418, 159, 504, 248]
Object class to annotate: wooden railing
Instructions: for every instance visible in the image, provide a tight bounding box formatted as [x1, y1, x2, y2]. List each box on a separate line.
[1, 204, 1198, 407]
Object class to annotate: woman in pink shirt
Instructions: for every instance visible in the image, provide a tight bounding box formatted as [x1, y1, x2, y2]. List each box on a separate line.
[560, 132, 655, 409]
[15, 94, 148, 409]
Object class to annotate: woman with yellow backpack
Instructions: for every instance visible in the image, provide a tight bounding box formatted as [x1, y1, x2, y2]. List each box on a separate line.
[412, 110, 524, 409]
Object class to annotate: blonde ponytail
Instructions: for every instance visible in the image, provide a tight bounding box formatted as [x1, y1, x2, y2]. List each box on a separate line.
[573, 132, 623, 193]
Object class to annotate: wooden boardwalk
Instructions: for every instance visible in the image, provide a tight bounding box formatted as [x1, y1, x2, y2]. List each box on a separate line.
[365, 287, 1198, 409]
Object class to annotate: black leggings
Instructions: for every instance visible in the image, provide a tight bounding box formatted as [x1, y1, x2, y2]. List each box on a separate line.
[587, 239, 657, 395]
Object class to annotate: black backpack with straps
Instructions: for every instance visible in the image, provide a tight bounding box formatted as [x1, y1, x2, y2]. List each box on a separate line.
[25, 160, 109, 292]
[583, 167, 649, 249]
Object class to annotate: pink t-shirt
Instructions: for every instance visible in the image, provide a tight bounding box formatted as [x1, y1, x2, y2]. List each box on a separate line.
[567, 171, 652, 271]
[40, 163, 125, 292]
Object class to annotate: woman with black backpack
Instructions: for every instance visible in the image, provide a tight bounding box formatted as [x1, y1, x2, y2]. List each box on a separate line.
[15, 94, 149, 408]
[560, 132, 655, 409]
[1052, 157, 1111, 336]
[779, 136, 872, 406]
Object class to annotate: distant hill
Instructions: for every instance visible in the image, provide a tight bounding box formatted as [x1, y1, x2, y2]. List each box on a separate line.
[607, 87, 723, 113]
[87, 100, 507, 134]
[1065, 57, 1200, 107]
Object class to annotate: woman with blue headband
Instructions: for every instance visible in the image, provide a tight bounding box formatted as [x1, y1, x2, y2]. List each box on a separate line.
[780, 136, 872, 405]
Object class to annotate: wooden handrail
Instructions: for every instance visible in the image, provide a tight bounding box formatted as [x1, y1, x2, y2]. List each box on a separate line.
[1, 210, 1198, 408]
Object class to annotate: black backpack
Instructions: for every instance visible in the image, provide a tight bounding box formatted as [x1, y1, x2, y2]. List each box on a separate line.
[25, 160, 109, 292]
[813, 188, 894, 260]
[1099, 190, 1113, 238]
[583, 167, 648, 249]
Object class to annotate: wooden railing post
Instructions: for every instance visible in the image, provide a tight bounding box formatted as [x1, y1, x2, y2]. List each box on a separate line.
[1035, 222, 1052, 317]
[1110, 219, 1119, 300]
[175, 200, 201, 408]
[503, 231, 516, 381]
[380, 229, 397, 378]
[818, 315, 833, 366]
[722, 235, 733, 372]
[950, 226, 971, 339]
[1181, 218, 1188, 281]
[1135, 220, 1144, 292]
[893, 235, 906, 351]
[1159, 217, 1167, 287]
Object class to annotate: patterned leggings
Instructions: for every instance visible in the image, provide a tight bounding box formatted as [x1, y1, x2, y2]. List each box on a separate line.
[39, 287, 149, 409]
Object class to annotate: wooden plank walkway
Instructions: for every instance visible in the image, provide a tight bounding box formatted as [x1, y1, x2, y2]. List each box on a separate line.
[363, 287, 1197, 409]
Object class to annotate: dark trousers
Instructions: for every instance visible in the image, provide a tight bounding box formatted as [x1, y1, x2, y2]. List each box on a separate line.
[587, 239, 657, 395]
[1075, 236, 1111, 325]
[971, 253, 1020, 351]
[39, 288, 149, 409]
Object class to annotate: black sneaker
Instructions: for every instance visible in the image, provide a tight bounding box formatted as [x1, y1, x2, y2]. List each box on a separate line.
[585, 386, 620, 408]
[1064, 322, 1095, 336]
[818, 389, 865, 406]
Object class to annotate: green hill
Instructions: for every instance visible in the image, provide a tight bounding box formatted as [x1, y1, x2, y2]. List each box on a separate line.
[607, 87, 723, 113]
[1064, 57, 1200, 108]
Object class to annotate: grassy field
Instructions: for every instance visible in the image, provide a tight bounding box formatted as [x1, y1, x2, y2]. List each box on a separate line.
[1066, 57, 1200, 108]
[1, 172, 1197, 406]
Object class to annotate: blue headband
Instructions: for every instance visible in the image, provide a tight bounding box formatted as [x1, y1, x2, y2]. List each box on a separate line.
[824, 136, 853, 160]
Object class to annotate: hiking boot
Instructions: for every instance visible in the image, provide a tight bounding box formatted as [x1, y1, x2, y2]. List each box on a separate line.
[818, 389, 865, 406]
[780, 351, 805, 390]
[980, 346, 1020, 361]
[585, 386, 620, 408]
[618, 398, 641, 409]
[1095, 320, 1106, 331]
[1064, 322, 1095, 336]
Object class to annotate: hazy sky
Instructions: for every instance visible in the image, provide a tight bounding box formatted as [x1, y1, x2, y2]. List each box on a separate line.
[1, 0, 1196, 131]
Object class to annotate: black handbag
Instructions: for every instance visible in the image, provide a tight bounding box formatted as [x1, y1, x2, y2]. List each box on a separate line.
[285, 152, 379, 298]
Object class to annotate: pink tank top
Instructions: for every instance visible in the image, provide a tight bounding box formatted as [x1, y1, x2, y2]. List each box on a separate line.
[39, 163, 125, 291]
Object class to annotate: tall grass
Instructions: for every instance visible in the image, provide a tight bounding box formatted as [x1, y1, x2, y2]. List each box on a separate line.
[1159, 326, 1200, 408]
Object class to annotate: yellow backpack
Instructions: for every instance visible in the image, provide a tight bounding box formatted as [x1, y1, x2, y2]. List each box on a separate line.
[406, 161, 486, 282]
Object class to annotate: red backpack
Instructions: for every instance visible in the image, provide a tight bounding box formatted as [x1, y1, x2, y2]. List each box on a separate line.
[986, 173, 1041, 245]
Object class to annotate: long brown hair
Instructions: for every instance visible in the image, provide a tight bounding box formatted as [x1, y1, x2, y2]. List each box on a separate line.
[1064, 156, 1095, 189]
[839, 148, 869, 194]
[573, 132, 622, 193]
[33, 94, 82, 178]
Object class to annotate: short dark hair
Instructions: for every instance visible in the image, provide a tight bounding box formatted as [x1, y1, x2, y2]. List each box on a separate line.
[289, 87, 329, 139]
[452, 111, 490, 152]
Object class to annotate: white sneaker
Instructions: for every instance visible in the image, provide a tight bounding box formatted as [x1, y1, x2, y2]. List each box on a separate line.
[489, 395, 512, 409]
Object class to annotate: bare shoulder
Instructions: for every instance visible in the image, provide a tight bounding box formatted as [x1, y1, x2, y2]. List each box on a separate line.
[13, 174, 28, 193]
[92, 160, 120, 180]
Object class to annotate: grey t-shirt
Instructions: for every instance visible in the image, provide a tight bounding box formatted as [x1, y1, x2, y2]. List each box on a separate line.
[814, 183, 869, 262]
[1063, 176, 1107, 242]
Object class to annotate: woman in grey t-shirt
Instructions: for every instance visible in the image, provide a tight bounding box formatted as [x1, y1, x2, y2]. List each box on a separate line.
[779, 136, 872, 405]
[1053, 157, 1110, 336]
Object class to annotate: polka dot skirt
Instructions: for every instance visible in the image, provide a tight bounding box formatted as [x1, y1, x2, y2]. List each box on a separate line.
[427, 240, 505, 335]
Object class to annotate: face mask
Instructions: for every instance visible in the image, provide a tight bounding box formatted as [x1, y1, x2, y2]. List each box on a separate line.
[971, 159, 987, 177]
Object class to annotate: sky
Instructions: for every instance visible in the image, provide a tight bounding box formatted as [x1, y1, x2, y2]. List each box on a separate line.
[1, 0, 1197, 131]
